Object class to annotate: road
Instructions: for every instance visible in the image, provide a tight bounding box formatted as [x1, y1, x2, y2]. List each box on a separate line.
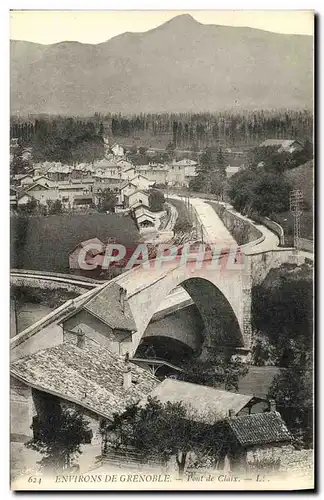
[164, 202, 178, 231]
[168, 194, 236, 246]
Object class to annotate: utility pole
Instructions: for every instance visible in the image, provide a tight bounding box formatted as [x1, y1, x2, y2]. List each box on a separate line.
[289, 189, 303, 251]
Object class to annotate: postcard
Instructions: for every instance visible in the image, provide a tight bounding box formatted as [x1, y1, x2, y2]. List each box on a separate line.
[9, 9, 314, 491]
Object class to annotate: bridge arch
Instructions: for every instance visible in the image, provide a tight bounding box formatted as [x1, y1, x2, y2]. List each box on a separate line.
[123, 263, 247, 355]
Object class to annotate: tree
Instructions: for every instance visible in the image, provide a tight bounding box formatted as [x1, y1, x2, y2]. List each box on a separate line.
[189, 147, 227, 197]
[26, 400, 91, 472]
[252, 172, 291, 216]
[189, 175, 206, 193]
[251, 263, 314, 449]
[267, 355, 313, 449]
[178, 352, 248, 392]
[47, 199, 63, 215]
[199, 150, 214, 173]
[149, 189, 165, 212]
[105, 397, 229, 478]
[97, 189, 118, 212]
[10, 143, 31, 176]
[138, 146, 148, 156]
[215, 147, 227, 178]
[24, 197, 38, 215]
[227, 168, 292, 217]
[251, 264, 313, 367]
[166, 142, 176, 157]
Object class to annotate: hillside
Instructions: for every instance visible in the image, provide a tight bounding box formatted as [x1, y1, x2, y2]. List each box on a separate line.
[10, 14, 313, 115]
[285, 160, 314, 210]
[10, 213, 139, 273]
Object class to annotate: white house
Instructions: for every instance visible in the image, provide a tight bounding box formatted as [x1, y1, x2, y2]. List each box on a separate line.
[19, 174, 34, 187]
[125, 189, 150, 209]
[134, 206, 156, 228]
[17, 192, 34, 206]
[123, 166, 136, 180]
[129, 174, 153, 190]
[135, 165, 168, 185]
[120, 181, 138, 204]
[259, 139, 303, 154]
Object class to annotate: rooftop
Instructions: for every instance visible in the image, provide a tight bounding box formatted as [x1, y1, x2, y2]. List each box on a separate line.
[237, 366, 281, 399]
[227, 411, 291, 447]
[11, 338, 159, 420]
[83, 281, 137, 332]
[259, 139, 301, 149]
[148, 379, 262, 424]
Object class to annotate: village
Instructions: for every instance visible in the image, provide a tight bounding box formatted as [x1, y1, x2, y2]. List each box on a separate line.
[10, 132, 313, 483]
[9, 10, 314, 491]
[9, 137, 305, 231]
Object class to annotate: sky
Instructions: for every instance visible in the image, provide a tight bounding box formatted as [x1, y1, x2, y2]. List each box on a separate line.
[9, 10, 314, 45]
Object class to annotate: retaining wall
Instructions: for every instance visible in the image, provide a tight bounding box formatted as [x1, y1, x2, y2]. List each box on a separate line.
[261, 218, 286, 246]
[207, 202, 263, 246]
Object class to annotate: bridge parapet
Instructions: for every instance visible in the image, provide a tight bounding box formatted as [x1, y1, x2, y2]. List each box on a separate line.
[10, 270, 101, 294]
[246, 248, 305, 285]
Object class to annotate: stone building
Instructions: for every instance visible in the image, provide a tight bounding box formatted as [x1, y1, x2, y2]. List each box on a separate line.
[61, 282, 136, 356]
[10, 330, 159, 445]
[224, 408, 292, 472]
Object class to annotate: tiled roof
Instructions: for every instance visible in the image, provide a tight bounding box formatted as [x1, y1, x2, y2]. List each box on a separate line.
[227, 412, 291, 446]
[84, 281, 136, 331]
[11, 339, 159, 420]
[148, 379, 260, 424]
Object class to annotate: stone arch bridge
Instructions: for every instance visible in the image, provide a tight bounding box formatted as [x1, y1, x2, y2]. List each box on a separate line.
[10, 248, 304, 360]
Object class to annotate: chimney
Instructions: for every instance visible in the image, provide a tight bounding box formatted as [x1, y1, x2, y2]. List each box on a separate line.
[119, 287, 126, 313]
[77, 329, 85, 349]
[268, 399, 276, 412]
[123, 352, 132, 390]
[228, 409, 235, 418]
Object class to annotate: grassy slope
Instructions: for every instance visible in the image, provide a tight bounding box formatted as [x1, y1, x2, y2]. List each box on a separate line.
[285, 160, 314, 210]
[273, 160, 314, 241]
[10, 213, 139, 273]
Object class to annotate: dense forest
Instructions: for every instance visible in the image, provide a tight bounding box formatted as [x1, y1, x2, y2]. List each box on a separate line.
[10, 117, 105, 164]
[11, 109, 313, 157]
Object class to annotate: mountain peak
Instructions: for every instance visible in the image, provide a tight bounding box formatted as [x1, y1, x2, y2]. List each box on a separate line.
[159, 14, 199, 29]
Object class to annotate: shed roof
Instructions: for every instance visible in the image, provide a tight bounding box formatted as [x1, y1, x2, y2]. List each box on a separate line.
[227, 411, 291, 446]
[148, 379, 261, 424]
[237, 366, 281, 399]
[11, 339, 159, 420]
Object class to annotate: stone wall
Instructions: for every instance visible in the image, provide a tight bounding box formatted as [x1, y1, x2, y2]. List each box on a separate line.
[208, 202, 263, 246]
[10, 376, 35, 441]
[248, 249, 304, 285]
[246, 443, 313, 477]
[298, 238, 313, 253]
